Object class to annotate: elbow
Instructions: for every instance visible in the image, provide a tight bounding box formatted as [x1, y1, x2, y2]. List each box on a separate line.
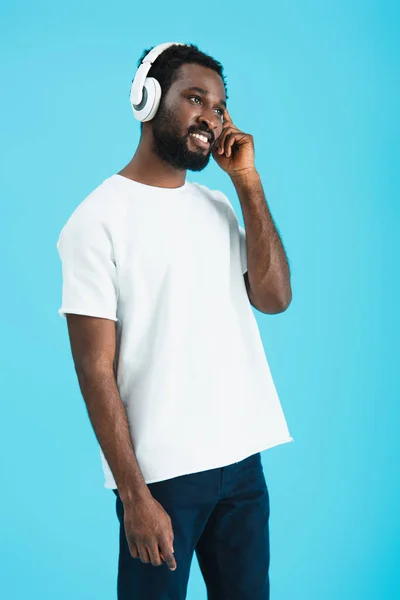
[280, 288, 293, 312]
[73, 355, 115, 384]
[255, 290, 292, 315]
[245, 272, 292, 314]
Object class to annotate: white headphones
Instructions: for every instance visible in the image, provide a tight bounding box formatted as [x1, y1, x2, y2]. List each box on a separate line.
[130, 42, 186, 122]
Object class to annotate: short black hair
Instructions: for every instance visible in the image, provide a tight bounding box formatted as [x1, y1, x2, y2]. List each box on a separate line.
[133, 43, 228, 129]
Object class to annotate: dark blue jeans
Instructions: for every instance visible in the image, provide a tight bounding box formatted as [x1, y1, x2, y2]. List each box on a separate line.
[113, 452, 270, 599]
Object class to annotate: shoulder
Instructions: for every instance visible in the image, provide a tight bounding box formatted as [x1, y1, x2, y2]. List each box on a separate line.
[57, 176, 120, 241]
[189, 181, 235, 210]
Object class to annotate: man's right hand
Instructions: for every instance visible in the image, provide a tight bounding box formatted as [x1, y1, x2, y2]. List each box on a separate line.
[123, 495, 177, 570]
[63, 315, 175, 569]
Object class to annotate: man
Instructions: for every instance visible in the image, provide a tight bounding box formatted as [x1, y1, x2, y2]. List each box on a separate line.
[57, 42, 293, 599]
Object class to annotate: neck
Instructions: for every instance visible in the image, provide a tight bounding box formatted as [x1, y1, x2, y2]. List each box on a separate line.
[119, 128, 187, 189]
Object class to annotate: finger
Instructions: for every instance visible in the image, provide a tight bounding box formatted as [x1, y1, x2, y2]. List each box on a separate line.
[137, 545, 151, 564]
[147, 543, 164, 567]
[215, 126, 232, 154]
[215, 123, 233, 142]
[224, 133, 238, 157]
[223, 107, 233, 124]
[128, 542, 140, 559]
[225, 133, 238, 158]
[160, 540, 177, 571]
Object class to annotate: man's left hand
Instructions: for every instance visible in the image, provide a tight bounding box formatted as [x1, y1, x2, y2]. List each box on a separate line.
[212, 109, 256, 177]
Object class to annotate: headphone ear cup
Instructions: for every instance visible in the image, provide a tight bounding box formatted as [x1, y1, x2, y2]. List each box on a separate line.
[131, 77, 162, 122]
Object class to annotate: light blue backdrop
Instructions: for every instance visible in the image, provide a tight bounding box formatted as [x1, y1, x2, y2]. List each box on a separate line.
[0, 1, 398, 598]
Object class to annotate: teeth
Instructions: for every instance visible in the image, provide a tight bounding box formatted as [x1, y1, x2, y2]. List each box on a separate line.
[191, 133, 209, 144]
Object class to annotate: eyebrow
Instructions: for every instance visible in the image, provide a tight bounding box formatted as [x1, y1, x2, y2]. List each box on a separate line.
[185, 86, 227, 108]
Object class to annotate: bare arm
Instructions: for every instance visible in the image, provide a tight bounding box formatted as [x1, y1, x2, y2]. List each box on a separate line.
[232, 169, 292, 314]
[66, 314, 149, 505]
[65, 313, 177, 570]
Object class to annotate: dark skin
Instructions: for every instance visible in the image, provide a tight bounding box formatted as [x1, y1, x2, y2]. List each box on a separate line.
[119, 63, 226, 188]
[66, 62, 292, 571]
[120, 63, 292, 313]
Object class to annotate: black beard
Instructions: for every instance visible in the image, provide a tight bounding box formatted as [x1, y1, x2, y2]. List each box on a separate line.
[151, 104, 212, 172]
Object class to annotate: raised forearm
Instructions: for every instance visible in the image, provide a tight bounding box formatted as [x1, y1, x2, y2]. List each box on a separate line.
[231, 169, 292, 313]
[75, 363, 151, 506]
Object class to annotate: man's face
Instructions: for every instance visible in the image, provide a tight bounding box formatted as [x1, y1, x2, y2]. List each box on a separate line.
[150, 63, 227, 172]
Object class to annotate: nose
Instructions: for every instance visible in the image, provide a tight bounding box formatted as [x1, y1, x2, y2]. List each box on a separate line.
[196, 110, 219, 139]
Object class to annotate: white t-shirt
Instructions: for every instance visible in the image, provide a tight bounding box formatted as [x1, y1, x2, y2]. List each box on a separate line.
[57, 174, 293, 488]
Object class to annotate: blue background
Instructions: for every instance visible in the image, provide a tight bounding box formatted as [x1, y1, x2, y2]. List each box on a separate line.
[0, 1, 398, 598]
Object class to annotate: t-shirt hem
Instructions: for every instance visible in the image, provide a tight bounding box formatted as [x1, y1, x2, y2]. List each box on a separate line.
[104, 436, 294, 490]
[58, 307, 118, 321]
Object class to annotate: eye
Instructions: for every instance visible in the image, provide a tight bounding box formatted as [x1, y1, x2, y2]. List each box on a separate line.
[188, 95, 202, 104]
[188, 96, 224, 117]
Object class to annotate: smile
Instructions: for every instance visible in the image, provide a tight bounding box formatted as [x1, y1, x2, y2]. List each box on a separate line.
[189, 132, 211, 150]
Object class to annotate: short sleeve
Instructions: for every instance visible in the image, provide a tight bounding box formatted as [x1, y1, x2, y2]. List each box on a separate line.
[56, 213, 118, 321]
[239, 225, 247, 274]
